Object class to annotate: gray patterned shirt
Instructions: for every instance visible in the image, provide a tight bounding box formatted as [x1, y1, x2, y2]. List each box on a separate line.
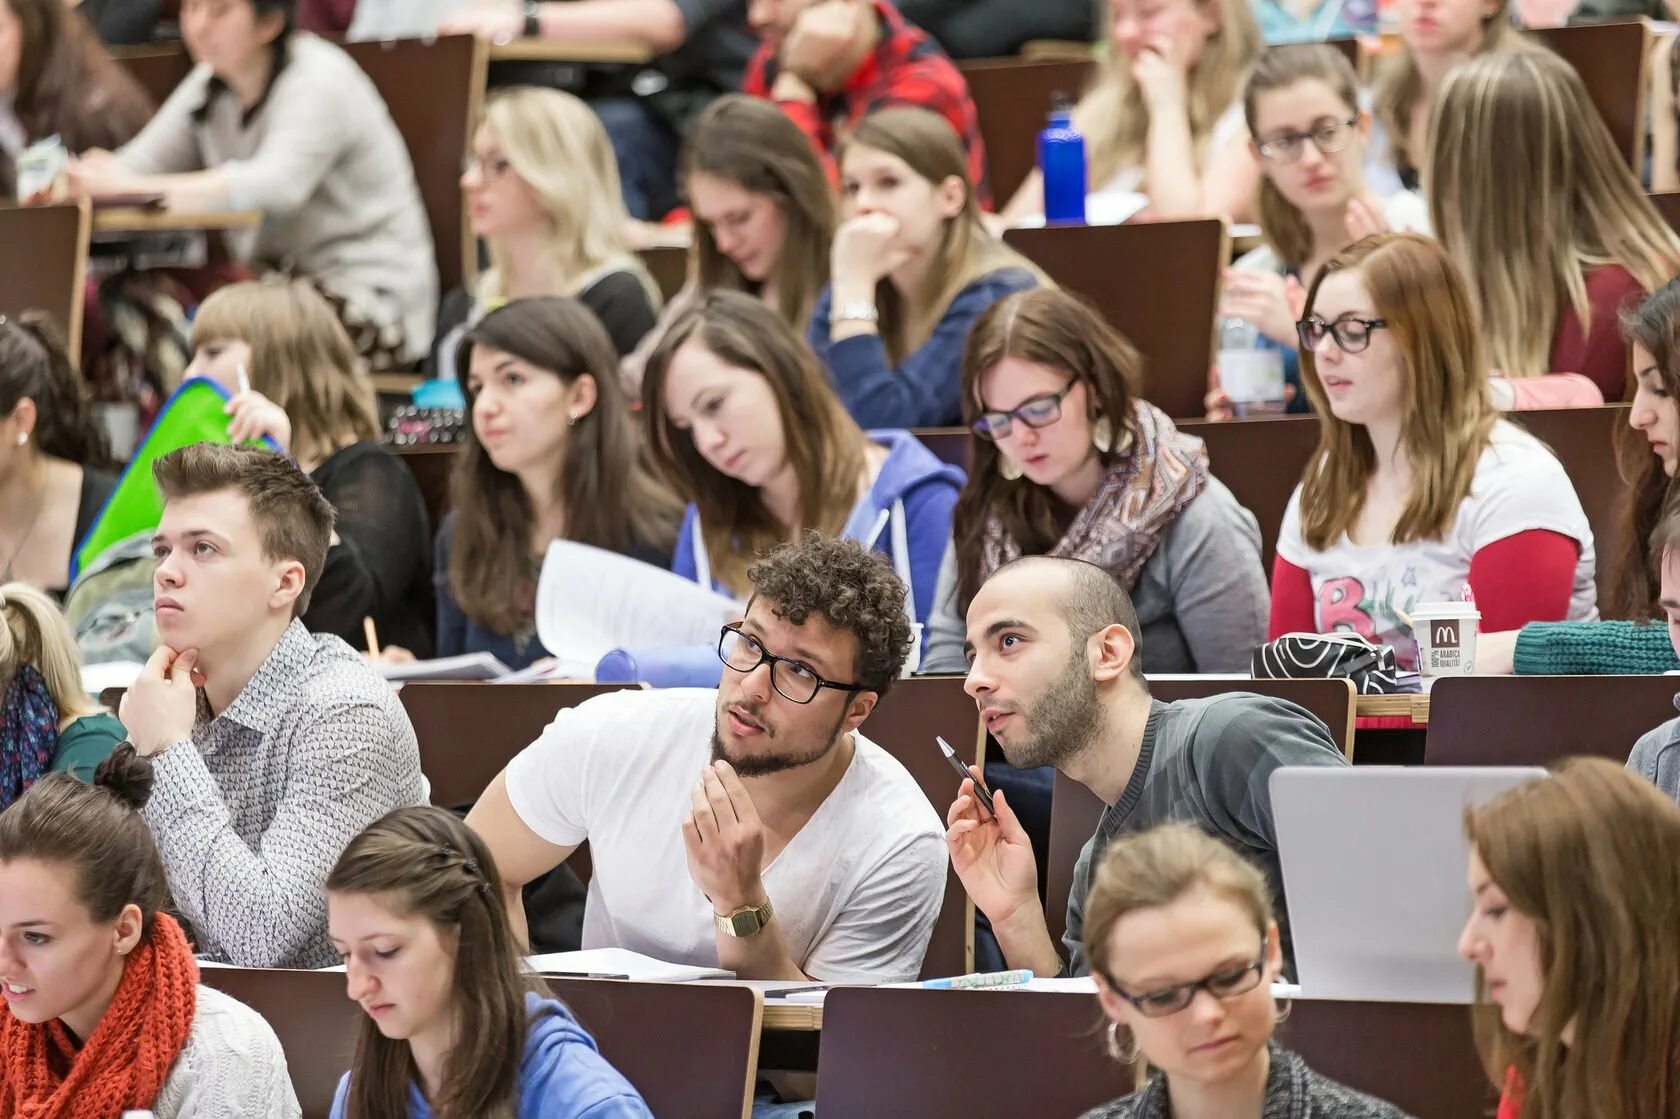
[1078, 1044, 1413, 1119]
[141, 620, 424, 969]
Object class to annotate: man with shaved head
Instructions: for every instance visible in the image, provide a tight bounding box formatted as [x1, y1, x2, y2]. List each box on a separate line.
[945, 556, 1347, 978]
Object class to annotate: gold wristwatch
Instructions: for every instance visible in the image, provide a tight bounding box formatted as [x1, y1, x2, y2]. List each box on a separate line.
[715, 898, 775, 938]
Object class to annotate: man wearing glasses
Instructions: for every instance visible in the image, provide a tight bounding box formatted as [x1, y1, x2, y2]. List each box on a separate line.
[466, 533, 947, 981]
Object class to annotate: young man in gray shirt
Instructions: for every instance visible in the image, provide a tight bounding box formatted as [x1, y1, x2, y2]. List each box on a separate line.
[945, 556, 1347, 977]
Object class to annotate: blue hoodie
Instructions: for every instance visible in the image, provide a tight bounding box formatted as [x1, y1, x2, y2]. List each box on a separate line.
[330, 992, 652, 1119]
[671, 429, 964, 635]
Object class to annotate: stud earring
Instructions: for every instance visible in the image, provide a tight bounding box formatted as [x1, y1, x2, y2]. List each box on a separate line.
[998, 454, 1022, 481]
[1091, 416, 1113, 454]
[566, 412, 579, 427]
[15, 433, 25, 447]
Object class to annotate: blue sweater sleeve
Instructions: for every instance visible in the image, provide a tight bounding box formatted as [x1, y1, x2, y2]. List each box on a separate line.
[433, 518, 466, 658]
[812, 269, 1040, 428]
[670, 504, 700, 582]
[897, 477, 961, 627]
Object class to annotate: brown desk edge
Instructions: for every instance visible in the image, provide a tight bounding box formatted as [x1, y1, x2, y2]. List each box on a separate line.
[1355, 692, 1431, 723]
[93, 207, 262, 233]
[488, 38, 652, 63]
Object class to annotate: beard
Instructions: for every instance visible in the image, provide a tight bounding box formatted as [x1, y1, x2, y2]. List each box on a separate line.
[710, 703, 849, 778]
[996, 647, 1103, 771]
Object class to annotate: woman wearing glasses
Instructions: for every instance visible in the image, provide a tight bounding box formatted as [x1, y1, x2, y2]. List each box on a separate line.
[644, 291, 963, 666]
[430, 87, 662, 376]
[920, 287, 1267, 675]
[1269, 233, 1597, 673]
[1427, 51, 1680, 401]
[1209, 44, 1427, 420]
[1078, 823, 1409, 1119]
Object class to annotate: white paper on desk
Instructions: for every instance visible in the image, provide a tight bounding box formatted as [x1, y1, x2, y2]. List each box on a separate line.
[374, 651, 512, 682]
[527, 947, 734, 982]
[535, 540, 739, 672]
[82, 660, 144, 697]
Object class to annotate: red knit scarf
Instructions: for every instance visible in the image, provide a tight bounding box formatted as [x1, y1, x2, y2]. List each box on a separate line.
[0, 913, 200, 1119]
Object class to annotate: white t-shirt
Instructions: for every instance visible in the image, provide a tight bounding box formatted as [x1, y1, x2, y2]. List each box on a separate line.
[1275, 421, 1598, 671]
[505, 688, 948, 983]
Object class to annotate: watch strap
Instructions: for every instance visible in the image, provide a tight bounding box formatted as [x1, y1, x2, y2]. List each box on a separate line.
[523, 1, 542, 37]
[715, 897, 775, 938]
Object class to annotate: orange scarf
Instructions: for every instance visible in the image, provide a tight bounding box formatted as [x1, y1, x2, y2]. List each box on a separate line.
[0, 913, 200, 1119]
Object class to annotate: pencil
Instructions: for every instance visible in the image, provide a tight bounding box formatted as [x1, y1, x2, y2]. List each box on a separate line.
[362, 616, 381, 657]
[236, 362, 251, 396]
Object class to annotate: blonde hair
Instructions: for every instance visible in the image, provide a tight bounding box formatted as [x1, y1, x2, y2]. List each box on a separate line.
[1075, 0, 1262, 190]
[1373, 0, 1524, 183]
[190, 280, 381, 467]
[839, 107, 1049, 363]
[0, 582, 98, 722]
[1243, 44, 1362, 271]
[1429, 50, 1680, 382]
[1297, 233, 1499, 551]
[1084, 823, 1273, 985]
[475, 87, 658, 309]
[1465, 758, 1680, 1119]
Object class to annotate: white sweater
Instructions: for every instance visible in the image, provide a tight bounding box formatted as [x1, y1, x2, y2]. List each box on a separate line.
[153, 985, 301, 1119]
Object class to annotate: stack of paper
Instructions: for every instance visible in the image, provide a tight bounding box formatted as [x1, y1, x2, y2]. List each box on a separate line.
[527, 947, 734, 982]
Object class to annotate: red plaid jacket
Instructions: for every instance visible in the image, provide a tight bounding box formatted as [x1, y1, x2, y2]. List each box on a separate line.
[742, 0, 991, 207]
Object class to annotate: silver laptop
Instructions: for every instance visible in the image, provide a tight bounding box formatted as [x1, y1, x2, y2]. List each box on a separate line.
[1270, 766, 1547, 1003]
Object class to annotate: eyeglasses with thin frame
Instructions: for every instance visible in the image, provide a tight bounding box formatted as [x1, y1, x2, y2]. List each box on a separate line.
[462, 153, 515, 181]
[1255, 117, 1360, 164]
[1103, 933, 1270, 1018]
[716, 624, 872, 704]
[1296, 315, 1388, 355]
[971, 381, 1077, 441]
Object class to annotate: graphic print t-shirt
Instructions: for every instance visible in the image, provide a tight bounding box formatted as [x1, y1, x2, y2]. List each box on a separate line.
[1275, 421, 1598, 671]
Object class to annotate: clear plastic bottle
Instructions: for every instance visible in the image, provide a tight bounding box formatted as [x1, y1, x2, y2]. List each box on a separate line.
[1038, 94, 1087, 226]
[1217, 316, 1286, 417]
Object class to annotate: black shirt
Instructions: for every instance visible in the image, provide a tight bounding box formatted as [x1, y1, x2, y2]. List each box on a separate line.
[306, 441, 435, 658]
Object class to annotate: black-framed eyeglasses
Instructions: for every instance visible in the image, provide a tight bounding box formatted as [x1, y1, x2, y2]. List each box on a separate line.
[1256, 117, 1360, 164]
[716, 624, 873, 704]
[970, 381, 1077, 441]
[1297, 315, 1388, 355]
[1105, 933, 1270, 1018]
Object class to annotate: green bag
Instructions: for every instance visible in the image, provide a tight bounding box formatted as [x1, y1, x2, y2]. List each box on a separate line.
[72, 378, 280, 580]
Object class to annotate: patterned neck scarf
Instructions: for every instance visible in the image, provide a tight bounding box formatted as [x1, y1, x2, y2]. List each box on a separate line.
[981, 399, 1210, 591]
[0, 665, 59, 811]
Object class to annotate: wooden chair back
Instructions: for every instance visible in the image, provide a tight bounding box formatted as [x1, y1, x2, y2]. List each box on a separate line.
[1424, 674, 1679, 767]
[957, 56, 1096, 204]
[0, 203, 91, 362]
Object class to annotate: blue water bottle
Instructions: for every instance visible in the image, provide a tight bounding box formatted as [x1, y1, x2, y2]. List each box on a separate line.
[1038, 93, 1086, 225]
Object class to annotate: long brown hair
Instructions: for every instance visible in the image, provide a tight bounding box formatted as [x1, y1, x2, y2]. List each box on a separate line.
[1609, 279, 1680, 620]
[1372, 0, 1523, 184]
[0, 311, 113, 469]
[642, 290, 869, 597]
[838, 108, 1048, 363]
[952, 289, 1144, 613]
[1243, 44, 1363, 271]
[1464, 758, 1680, 1119]
[327, 807, 535, 1119]
[190, 279, 382, 467]
[681, 94, 836, 334]
[4, 0, 152, 159]
[450, 297, 679, 632]
[1429, 50, 1680, 383]
[1297, 233, 1498, 550]
[1075, 0, 1262, 189]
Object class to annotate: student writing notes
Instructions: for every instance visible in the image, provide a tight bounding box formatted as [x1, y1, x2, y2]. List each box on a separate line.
[465, 535, 947, 982]
[1460, 759, 1680, 1119]
[0, 745, 300, 1117]
[1078, 825, 1410, 1119]
[328, 807, 651, 1119]
[1269, 234, 1597, 672]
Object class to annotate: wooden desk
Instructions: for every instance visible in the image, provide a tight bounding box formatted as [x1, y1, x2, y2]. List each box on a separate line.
[92, 207, 261, 233]
[489, 38, 653, 64]
[1356, 691, 1431, 724]
[761, 1001, 823, 1031]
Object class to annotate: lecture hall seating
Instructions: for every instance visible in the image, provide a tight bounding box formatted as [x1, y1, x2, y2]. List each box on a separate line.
[0, 203, 90, 363]
[1533, 19, 1649, 170]
[1424, 674, 1679, 767]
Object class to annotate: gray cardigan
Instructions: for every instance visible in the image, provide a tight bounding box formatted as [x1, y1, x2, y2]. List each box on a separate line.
[117, 33, 437, 361]
[1629, 696, 1680, 803]
[1079, 1044, 1412, 1119]
[919, 476, 1270, 674]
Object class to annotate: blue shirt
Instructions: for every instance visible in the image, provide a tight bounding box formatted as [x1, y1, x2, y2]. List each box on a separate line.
[1253, 0, 1376, 43]
[809, 266, 1042, 428]
[331, 992, 652, 1119]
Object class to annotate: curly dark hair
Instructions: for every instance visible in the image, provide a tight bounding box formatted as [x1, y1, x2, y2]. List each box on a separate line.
[746, 533, 912, 697]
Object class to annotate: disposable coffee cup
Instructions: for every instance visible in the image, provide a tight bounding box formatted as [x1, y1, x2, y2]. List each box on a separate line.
[1410, 601, 1481, 684]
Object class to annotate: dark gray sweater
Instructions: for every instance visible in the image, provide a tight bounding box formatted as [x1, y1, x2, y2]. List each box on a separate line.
[1079, 1044, 1413, 1119]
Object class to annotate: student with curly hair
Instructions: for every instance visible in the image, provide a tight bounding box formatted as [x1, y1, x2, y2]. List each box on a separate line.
[465, 533, 948, 983]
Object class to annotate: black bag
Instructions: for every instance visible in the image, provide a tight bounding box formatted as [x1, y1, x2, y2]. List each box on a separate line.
[1251, 632, 1401, 695]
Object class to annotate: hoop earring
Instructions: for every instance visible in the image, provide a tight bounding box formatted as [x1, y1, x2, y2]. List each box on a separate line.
[1091, 416, 1113, 454]
[1105, 1019, 1139, 1065]
[998, 454, 1023, 481]
[1274, 997, 1293, 1025]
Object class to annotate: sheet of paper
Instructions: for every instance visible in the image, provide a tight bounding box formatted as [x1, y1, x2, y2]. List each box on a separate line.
[81, 660, 145, 697]
[535, 540, 739, 670]
[527, 947, 734, 982]
[374, 652, 511, 682]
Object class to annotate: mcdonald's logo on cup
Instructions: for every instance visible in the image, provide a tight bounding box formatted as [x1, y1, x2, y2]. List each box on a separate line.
[1409, 601, 1482, 685]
